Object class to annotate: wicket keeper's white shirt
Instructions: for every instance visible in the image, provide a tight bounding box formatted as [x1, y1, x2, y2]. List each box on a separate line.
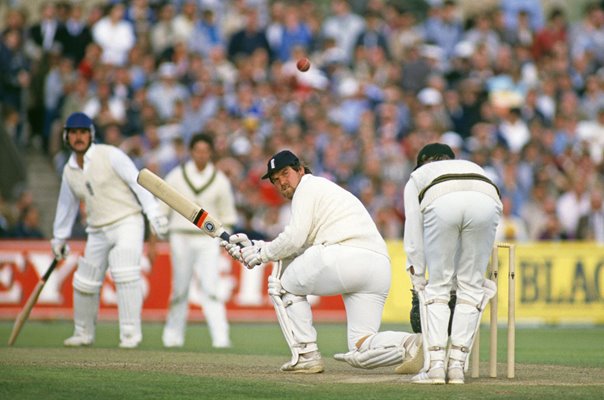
[403, 159, 502, 275]
[264, 174, 389, 261]
[53, 144, 160, 239]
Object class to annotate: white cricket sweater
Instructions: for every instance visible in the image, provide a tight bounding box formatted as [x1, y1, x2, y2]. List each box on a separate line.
[53, 144, 160, 239]
[265, 174, 389, 261]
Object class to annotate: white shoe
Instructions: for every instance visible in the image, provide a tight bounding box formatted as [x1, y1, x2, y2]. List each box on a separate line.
[212, 340, 232, 349]
[395, 334, 424, 374]
[447, 360, 465, 384]
[162, 330, 184, 348]
[411, 366, 446, 384]
[119, 337, 141, 349]
[162, 337, 184, 348]
[64, 335, 94, 347]
[281, 351, 324, 373]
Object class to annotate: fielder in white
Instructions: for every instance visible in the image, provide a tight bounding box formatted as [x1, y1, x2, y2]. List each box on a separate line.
[161, 133, 237, 348]
[404, 143, 502, 384]
[51, 112, 168, 349]
[223, 150, 423, 374]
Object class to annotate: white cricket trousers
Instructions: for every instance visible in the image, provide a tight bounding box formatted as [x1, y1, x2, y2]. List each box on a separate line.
[163, 233, 229, 347]
[422, 191, 501, 356]
[423, 191, 501, 304]
[74, 214, 144, 343]
[281, 244, 391, 351]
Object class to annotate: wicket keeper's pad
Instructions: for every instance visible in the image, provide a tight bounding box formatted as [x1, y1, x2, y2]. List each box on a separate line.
[417, 279, 496, 372]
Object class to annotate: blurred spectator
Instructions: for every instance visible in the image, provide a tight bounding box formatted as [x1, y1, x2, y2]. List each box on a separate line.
[2, 6, 28, 37]
[150, 3, 178, 58]
[556, 178, 591, 239]
[0, 195, 13, 238]
[9, 204, 45, 239]
[58, 2, 93, 64]
[495, 196, 529, 242]
[227, 7, 272, 63]
[91, 3, 135, 66]
[124, 0, 156, 40]
[422, 0, 464, 60]
[187, 7, 222, 57]
[43, 54, 75, 153]
[464, 11, 501, 61]
[274, 4, 312, 62]
[390, 7, 423, 62]
[532, 7, 567, 61]
[569, 2, 604, 67]
[495, 107, 531, 153]
[321, 0, 365, 63]
[500, 0, 544, 31]
[576, 190, 604, 242]
[576, 106, 604, 164]
[354, 10, 390, 60]
[27, 2, 62, 58]
[147, 62, 190, 121]
[0, 28, 31, 146]
[82, 80, 126, 138]
[521, 183, 552, 241]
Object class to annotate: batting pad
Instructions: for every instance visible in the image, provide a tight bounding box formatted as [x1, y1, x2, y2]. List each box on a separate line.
[334, 331, 413, 369]
[72, 290, 99, 340]
[73, 258, 104, 294]
[116, 280, 142, 342]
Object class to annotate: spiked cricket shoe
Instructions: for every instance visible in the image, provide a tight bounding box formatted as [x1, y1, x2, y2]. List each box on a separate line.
[281, 351, 324, 373]
[395, 334, 424, 374]
[447, 360, 465, 384]
[411, 365, 446, 384]
[63, 335, 94, 347]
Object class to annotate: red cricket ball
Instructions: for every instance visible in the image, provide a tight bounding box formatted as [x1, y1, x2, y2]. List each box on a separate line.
[296, 57, 311, 72]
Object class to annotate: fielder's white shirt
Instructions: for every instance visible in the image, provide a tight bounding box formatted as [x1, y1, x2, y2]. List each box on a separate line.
[264, 174, 389, 261]
[404, 159, 502, 275]
[161, 160, 237, 233]
[53, 144, 160, 240]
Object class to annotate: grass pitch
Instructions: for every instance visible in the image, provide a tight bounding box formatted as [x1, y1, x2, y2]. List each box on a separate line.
[1, 321, 603, 399]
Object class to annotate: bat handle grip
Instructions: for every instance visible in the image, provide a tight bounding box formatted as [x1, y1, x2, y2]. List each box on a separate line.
[219, 231, 246, 248]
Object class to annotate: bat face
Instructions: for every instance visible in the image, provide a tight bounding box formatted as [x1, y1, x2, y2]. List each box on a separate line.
[137, 168, 230, 241]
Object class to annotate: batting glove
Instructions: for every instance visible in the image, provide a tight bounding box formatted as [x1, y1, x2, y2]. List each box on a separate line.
[149, 215, 169, 239]
[220, 233, 252, 262]
[241, 240, 268, 269]
[50, 238, 70, 260]
[267, 275, 285, 296]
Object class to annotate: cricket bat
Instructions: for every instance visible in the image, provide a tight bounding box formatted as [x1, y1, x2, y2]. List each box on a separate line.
[137, 168, 231, 241]
[8, 258, 59, 346]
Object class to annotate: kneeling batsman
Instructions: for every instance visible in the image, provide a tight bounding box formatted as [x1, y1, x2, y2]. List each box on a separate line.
[222, 234, 424, 375]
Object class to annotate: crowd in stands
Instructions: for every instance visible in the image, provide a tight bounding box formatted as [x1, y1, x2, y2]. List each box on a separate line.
[2, 0, 604, 243]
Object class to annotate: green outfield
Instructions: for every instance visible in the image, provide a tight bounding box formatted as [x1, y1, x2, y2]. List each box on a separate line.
[1, 321, 603, 400]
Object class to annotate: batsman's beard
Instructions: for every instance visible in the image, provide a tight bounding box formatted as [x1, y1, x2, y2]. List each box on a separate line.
[279, 185, 295, 200]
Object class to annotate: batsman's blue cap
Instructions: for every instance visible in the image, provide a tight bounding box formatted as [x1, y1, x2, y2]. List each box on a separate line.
[262, 150, 300, 179]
